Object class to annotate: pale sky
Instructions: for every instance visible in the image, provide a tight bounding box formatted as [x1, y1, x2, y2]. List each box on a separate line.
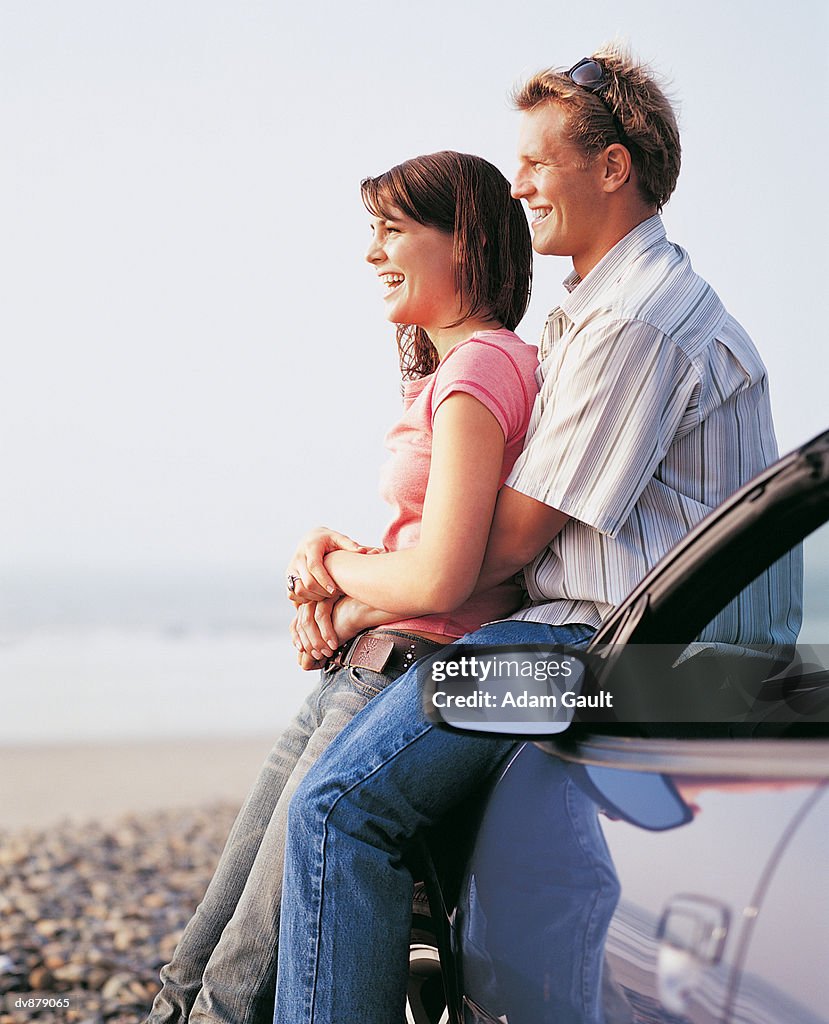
[3, 0, 827, 575]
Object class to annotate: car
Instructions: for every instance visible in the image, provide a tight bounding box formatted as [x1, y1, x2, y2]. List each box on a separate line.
[406, 427, 829, 1024]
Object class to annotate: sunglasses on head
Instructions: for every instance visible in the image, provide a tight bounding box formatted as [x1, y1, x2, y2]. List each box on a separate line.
[566, 57, 607, 92]
[565, 58, 630, 149]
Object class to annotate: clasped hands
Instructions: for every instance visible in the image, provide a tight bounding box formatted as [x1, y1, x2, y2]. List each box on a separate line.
[286, 528, 381, 670]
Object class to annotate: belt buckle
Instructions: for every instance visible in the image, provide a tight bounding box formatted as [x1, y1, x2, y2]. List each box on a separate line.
[349, 633, 395, 673]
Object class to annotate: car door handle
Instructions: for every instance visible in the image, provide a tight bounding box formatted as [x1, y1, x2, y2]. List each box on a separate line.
[656, 894, 731, 1015]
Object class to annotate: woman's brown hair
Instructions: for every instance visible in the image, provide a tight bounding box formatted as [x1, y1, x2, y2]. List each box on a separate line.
[361, 151, 532, 379]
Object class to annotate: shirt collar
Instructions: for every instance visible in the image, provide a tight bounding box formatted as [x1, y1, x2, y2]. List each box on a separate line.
[559, 214, 667, 324]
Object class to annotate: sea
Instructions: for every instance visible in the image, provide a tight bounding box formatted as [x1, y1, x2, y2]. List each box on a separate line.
[2, 546, 827, 748]
[0, 569, 312, 746]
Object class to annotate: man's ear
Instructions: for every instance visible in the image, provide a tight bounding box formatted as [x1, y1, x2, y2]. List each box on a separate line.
[601, 143, 633, 193]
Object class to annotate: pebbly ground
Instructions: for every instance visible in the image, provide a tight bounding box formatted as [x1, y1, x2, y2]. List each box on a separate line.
[0, 804, 238, 1024]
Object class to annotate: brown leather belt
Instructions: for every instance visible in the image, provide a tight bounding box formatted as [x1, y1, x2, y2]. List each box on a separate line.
[332, 629, 444, 676]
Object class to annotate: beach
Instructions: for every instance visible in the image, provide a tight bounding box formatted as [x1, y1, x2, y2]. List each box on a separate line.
[0, 578, 320, 1023]
[0, 736, 275, 1023]
[0, 736, 276, 830]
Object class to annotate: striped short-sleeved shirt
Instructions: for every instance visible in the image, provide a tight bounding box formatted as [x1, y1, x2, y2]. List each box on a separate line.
[507, 215, 802, 645]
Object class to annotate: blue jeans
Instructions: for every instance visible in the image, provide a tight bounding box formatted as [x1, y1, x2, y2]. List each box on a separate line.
[145, 659, 401, 1024]
[274, 620, 595, 1024]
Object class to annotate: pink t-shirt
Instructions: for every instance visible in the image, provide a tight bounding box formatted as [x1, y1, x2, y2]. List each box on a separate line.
[377, 329, 539, 638]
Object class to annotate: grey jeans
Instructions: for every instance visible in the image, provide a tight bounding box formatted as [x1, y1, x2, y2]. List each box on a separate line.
[145, 658, 398, 1024]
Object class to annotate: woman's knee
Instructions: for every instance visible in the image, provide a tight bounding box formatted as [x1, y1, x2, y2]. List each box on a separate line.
[286, 754, 359, 847]
[286, 767, 322, 840]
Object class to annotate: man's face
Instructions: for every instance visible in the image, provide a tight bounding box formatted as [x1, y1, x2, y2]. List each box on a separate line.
[512, 103, 607, 275]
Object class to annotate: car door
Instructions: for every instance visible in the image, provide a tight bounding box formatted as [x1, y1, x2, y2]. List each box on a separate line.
[587, 751, 828, 1024]
[583, 430, 829, 1023]
[447, 430, 829, 1024]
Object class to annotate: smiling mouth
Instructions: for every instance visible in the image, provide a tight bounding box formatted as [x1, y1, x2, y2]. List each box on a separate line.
[531, 208, 552, 226]
[380, 273, 405, 293]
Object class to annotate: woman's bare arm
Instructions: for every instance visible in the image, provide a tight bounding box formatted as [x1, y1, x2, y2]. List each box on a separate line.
[323, 392, 506, 615]
[292, 486, 570, 663]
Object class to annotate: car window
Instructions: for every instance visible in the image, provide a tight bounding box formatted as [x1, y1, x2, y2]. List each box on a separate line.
[692, 519, 827, 646]
[584, 521, 829, 738]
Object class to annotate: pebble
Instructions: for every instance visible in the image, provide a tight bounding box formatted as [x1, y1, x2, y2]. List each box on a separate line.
[0, 804, 238, 1022]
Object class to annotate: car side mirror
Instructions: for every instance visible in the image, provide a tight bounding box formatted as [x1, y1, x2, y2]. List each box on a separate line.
[420, 644, 590, 736]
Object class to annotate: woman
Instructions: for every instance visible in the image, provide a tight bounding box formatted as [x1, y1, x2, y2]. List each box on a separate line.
[145, 150, 536, 1024]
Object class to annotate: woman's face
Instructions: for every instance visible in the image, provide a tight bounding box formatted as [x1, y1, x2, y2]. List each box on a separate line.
[365, 208, 460, 334]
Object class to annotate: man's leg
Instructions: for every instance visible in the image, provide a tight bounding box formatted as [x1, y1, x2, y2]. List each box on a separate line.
[275, 621, 594, 1024]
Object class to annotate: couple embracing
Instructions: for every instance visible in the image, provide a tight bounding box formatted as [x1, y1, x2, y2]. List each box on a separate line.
[146, 45, 798, 1024]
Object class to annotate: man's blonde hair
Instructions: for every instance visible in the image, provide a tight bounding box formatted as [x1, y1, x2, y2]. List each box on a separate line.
[512, 45, 681, 211]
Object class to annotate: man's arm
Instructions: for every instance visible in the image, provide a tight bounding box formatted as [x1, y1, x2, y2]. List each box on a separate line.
[333, 487, 567, 648]
[474, 484, 570, 592]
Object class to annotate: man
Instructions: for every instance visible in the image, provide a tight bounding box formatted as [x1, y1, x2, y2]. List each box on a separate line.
[275, 47, 799, 1023]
